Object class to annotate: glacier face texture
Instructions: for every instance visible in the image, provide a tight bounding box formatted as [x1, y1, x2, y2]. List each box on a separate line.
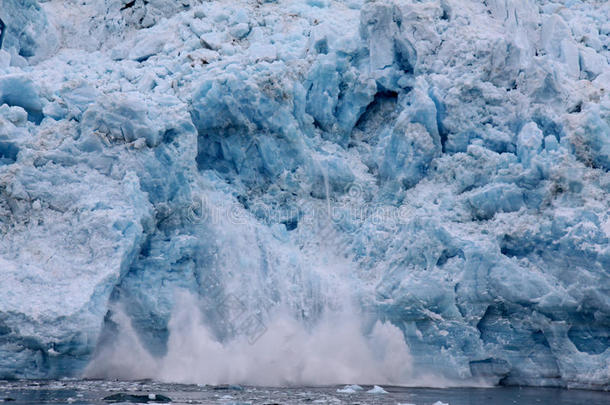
[0, 0, 609, 388]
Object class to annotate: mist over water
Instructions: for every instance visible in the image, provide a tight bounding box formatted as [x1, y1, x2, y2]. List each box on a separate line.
[85, 293, 420, 386]
[162, 302, 412, 385]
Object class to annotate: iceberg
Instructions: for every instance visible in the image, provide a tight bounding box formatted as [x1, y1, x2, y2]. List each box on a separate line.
[0, 0, 608, 390]
[337, 384, 364, 393]
[367, 385, 388, 394]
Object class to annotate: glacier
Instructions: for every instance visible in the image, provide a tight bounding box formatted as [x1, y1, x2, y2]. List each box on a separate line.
[0, 0, 609, 389]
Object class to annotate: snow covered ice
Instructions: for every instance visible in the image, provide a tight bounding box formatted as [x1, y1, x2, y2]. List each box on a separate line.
[0, 0, 609, 390]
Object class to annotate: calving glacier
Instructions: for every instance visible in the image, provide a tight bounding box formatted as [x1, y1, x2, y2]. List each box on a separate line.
[0, 0, 608, 390]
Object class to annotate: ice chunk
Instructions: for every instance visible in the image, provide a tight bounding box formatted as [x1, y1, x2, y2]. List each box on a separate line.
[129, 34, 165, 62]
[80, 94, 163, 148]
[367, 385, 388, 394]
[0, 0, 58, 60]
[360, 2, 400, 71]
[570, 106, 610, 171]
[517, 122, 543, 166]
[378, 122, 436, 189]
[337, 384, 363, 393]
[305, 55, 341, 131]
[0, 75, 44, 123]
[579, 46, 606, 80]
[468, 184, 524, 220]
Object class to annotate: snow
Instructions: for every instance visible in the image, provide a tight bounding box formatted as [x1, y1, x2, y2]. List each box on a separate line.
[0, 0, 608, 390]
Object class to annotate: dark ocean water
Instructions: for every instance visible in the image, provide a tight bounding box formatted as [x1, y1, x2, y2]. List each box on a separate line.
[0, 380, 608, 405]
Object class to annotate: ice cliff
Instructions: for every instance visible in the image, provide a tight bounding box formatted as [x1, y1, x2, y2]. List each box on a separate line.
[0, 0, 609, 389]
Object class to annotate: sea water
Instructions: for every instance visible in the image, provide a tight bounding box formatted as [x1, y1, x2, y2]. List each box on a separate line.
[0, 380, 608, 405]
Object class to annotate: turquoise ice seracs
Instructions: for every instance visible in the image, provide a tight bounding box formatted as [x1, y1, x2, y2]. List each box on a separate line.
[0, 0, 609, 389]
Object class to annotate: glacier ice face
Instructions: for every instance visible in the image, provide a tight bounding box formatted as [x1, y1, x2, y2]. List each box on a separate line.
[0, 0, 57, 61]
[0, 0, 609, 389]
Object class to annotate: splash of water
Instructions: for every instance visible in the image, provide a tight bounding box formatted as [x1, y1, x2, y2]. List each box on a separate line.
[160, 295, 412, 385]
[85, 292, 414, 386]
[84, 307, 158, 381]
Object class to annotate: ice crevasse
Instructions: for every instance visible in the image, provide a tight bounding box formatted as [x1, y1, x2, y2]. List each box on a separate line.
[0, 0, 609, 389]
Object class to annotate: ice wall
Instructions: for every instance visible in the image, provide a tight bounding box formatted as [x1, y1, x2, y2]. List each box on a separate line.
[0, 0, 608, 389]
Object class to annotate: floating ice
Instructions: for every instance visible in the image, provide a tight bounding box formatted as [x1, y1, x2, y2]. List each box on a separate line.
[337, 384, 364, 393]
[367, 385, 388, 394]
